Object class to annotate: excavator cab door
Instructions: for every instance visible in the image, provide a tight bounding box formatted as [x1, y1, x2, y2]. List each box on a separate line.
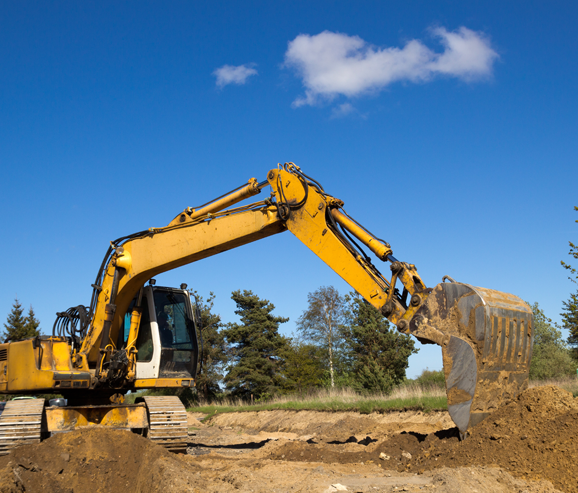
[132, 286, 199, 380]
[152, 287, 199, 380]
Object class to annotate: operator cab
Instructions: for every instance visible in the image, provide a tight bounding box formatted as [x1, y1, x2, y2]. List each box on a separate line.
[119, 285, 199, 380]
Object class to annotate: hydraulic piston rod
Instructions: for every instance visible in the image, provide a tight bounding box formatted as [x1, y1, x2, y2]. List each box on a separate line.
[188, 178, 264, 220]
[331, 209, 392, 261]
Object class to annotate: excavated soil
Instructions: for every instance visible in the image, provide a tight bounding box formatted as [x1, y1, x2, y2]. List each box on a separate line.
[205, 409, 454, 439]
[0, 428, 196, 493]
[0, 385, 575, 492]
[264, 386, 578, 493]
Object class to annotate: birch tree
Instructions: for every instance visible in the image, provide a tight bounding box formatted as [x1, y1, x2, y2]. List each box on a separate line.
[296, 286, 346, 388]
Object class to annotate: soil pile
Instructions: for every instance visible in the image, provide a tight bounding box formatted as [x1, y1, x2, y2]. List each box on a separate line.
[0, 386, 574, 492]
[208, 409, 453, 439]
[0, 428, 204, 493]
[411, 385, 578, 492]
[269, 386, 578, 492]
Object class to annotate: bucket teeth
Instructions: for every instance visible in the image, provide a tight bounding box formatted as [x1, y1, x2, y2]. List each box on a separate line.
[410, 282, 533, 435]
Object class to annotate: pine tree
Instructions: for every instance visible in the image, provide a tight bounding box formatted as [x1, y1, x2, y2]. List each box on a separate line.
[561, 292, 578, 360]
[343, 292, 418, 394]
[561, 206, 578, 283]
[24, 305, 41, 338]
[223, 290, 289, 400]
[561, 206, 578, 358]
[192, 292, 228, 402]
[280, 339, 325, 394]
[3, 298, 40, 342]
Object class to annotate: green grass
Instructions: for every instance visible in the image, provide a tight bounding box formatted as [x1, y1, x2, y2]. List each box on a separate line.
[187, 377, 578, 418]
[189, 396, 447, 417]
[187, 384, 447, 418]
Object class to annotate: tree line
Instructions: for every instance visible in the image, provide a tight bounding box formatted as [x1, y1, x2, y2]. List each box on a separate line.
[195, 206, 578, 392]
[193, 287, 417, 402]
[526, 206, 578, 379]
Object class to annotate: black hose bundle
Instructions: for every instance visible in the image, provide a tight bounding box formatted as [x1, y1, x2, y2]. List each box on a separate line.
[53, 305, 91, 341]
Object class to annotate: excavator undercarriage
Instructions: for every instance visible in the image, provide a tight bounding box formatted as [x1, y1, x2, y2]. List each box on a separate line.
[0, 395, 187, 456]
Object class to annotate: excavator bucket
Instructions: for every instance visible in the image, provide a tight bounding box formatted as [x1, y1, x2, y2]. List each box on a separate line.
[409, 282, 533, 438]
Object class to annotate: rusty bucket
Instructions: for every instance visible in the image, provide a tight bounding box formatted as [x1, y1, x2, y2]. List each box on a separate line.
[409, 281, 533, 438]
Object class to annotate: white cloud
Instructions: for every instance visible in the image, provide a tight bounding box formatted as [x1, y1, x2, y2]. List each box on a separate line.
[213, 63, 258, 88]
[330, 103, 356, 119]
[284, 27, 498, 106]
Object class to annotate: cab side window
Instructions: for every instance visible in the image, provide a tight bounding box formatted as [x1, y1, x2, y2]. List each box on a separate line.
[135, 296, 153, 362]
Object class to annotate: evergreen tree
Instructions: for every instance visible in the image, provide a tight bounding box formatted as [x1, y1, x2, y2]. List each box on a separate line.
[280, 339, 325, 394]
[530, 302, 576, 379]
[561, 291, 578, 359]
[223, 290, 289, 400]
[560, 206, 578, 357]
[296, 286, 346, 388]
[3, 298, 41, 342]
[192, 292, 228, 401]
[24, 305, 40, 338]
[343, 292, 418, 394]
[561, 206, 578, 283]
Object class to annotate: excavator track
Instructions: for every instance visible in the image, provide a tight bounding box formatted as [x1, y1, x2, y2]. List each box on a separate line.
[143, 396, 188, 453]
[0, 399, 45, 456]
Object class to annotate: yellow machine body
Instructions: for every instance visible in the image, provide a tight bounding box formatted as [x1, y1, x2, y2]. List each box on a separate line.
[46, 404, 148, 433]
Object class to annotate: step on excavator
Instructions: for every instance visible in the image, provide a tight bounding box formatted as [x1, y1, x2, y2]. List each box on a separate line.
[0, 163, 532, 453]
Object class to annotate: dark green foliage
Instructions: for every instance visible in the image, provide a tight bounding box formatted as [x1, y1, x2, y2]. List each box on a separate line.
[561, 291, 578, 359]
[413, 369, 446, 389]
[280, 339, 325, 394]
[296, 286, 346, 388]
[223, 290, 290, 400]
[24, 306, 40, 337]
[343, 292, 418, 394]
[192, 292, 228, 401]
[561, 206, 578, 358]
[561, 206, 578, 283]
[529, 302, 576, 379]
[3, 298, 41, 342]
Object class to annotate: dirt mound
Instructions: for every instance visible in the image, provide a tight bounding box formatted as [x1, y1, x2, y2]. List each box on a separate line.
[0, 428, 204, 493]
[410, 385, 578, 492]
[268, 386, 578, 492]
[0, 396, 569, 493]
[208, 409, 453, 439]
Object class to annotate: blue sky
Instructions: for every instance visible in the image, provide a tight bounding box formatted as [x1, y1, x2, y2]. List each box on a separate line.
[1, 1, 577, 377]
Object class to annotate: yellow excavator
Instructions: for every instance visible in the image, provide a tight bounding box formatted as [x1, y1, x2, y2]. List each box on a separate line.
[0, 163, 533, 453]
